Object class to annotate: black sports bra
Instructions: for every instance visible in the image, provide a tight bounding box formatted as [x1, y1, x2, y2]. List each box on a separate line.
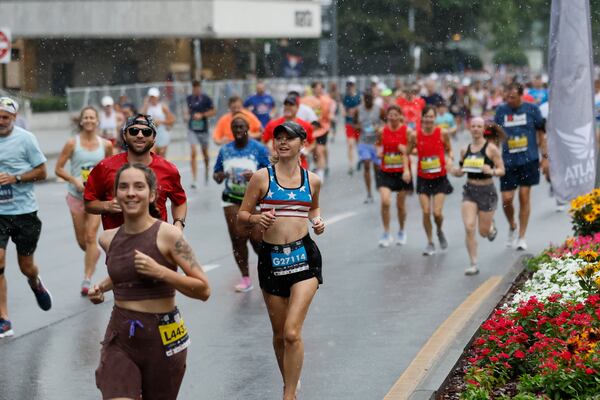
[459, 142, 494, 180]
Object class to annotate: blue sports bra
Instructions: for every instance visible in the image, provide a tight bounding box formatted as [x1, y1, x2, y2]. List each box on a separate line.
[260, 165, 312, 218]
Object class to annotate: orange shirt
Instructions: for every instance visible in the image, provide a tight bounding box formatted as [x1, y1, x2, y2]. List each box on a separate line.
[213, 109, 262, 144]
[301, 95, 333, 137]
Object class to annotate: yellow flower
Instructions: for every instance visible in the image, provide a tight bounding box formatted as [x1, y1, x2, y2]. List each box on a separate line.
[584, 213, 596, 223]
[578, 250, 599, 262]
[595, 276, 600, 287]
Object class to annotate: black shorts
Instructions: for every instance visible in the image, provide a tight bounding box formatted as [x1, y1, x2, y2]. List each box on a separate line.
[375, 170, 414, 192]
[0, 212, 42, 256]
[462, 183, 498, 212]
[416, 176, 453, 196]
[500, 160, 540, 191]
[316, 133, 329, 146]
[258, 234, 322, 298]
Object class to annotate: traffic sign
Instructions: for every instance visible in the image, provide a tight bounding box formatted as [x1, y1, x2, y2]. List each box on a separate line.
[0, 29, 12, 64]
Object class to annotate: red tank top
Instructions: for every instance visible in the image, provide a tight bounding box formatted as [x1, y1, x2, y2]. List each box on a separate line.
[417, 127, 446, 179]
[106, 220, 177, 301]
[380, 124, 408, 173]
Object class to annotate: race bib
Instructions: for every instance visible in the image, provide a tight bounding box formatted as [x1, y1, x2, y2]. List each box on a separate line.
[80, 165, 93, 183]
[158, 311, 190, 357]
[507, 136, 528, 153]
[363, 123, 375, 134]
[0, 185, 13, 204]
[462, 156, 484, 173]
[383, 152, 404, 169]
[270, 243, 309, 276]
[504, 113, 527, 128]
[227, 168, 248, 196]
[190, 119, 207, 132]
[420, 156, 442, 174]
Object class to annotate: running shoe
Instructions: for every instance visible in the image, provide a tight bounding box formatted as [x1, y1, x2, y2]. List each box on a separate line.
[363, 195, 374, 204]
[464, 265, 479, 276]
[423, 243, 435, 256]
[190, 181, 197, 189]
[0, 318, 13, 338]
[487, 221, 497, 242]
[325, 167, 330, 178]
[348, 167, 354, 176]
[556, 201, 566, 212]
[516, 238, 528, 251]
[437, 230, 448, 250]
[80, 279, 91, 296]
[235, 276, 254, 293]
[507, 228, 517, 248]
[396, 230, 407, 246]
[378, 233, 392, 248]
[29, 276, 52, 311]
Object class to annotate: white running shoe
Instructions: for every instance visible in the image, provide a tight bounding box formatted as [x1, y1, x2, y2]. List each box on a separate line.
[396, 231, 407, 246]
[464, 265, 479, 276]
[506, 228, 517, 248]
[378, 233, 392, 248]
[423, 242, 435, 256]
[516, 238, 528, 251]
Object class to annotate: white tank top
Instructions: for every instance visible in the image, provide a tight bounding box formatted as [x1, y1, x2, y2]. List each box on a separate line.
[146, 103, 166, 122]
[99, 110, 118, 138]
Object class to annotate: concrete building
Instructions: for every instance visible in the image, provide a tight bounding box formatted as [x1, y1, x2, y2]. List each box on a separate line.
[0, 0, 321, 94]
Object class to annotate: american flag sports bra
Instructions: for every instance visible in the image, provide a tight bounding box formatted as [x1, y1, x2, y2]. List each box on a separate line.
[260, 165, 312, 218]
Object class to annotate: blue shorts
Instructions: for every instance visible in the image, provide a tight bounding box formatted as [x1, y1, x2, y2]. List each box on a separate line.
[358, 143, 380, 164]
[500, 160, 540, 192]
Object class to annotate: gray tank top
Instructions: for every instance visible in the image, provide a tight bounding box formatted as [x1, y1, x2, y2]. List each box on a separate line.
[68, 135, 105, 199]
[358, 105, 382, 144]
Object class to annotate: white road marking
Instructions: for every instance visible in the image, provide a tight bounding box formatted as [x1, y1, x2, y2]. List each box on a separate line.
[325, 211, 357, 226]
[202, 264, 221, 272]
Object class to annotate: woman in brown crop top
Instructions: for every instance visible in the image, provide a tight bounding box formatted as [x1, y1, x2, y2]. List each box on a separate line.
[87, 163, 210, 400]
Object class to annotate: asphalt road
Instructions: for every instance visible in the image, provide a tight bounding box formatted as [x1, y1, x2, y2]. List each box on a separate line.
[0, 132, 571, 400]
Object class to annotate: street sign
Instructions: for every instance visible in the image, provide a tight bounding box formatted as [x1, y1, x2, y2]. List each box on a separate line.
[0, 28, 11, 64]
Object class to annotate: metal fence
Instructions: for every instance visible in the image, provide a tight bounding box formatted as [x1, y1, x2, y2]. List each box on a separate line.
[65, 75, 402, 125]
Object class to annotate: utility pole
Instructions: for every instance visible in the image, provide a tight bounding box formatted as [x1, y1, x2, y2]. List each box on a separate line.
[193, 39, 202, 80]
[331, 0, 338, 77]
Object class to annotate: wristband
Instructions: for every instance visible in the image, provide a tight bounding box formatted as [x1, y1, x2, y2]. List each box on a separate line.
[173, 218, 186, 228]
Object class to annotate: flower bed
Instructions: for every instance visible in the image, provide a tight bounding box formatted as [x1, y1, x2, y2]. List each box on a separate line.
[438, 192, 600, 399]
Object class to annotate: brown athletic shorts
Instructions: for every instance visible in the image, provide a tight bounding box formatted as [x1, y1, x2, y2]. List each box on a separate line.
[96, 306, 188, 400]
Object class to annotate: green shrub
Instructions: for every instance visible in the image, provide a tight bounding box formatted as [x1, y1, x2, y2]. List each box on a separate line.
[29, 96, 68, 112]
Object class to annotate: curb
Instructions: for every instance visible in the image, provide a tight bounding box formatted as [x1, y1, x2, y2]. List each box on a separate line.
[406, 254, 531, 400]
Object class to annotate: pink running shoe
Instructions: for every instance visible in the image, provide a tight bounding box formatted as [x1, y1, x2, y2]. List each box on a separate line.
[235, 277, 253, 293]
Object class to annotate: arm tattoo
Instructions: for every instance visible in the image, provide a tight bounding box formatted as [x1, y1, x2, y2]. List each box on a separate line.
[174, 238, 202, 271]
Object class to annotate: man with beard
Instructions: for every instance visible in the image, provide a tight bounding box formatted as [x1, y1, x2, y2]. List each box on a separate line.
[84, 114, 187, 230]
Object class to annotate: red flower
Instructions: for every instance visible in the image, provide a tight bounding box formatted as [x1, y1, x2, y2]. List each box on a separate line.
[585, 368, 595, 374]
[514, 350, 525, 359]
[489, 356, 499, 362]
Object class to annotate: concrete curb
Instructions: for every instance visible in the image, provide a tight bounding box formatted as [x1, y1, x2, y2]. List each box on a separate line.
[407, 254, 531, 400]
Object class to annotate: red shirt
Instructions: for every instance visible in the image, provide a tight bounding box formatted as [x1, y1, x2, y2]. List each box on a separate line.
[416, 127, 447, 179]
[380, 124, 408, 173]
[263, 117, 315, 169]
[396, 96, 425, 131]
[84, 153, 187, 230]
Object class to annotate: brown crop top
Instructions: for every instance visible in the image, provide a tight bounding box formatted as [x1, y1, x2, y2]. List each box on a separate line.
[106, 220, 176, 301]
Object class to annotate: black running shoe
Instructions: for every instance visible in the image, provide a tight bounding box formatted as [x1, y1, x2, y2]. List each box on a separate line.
[29, 276, 52, 311]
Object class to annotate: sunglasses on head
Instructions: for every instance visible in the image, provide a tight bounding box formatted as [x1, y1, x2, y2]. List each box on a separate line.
[127, 127, 154, 137]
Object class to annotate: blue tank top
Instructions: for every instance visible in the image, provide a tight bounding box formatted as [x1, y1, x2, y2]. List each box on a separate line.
[260, 165, 312, 218]
[68, 135, 106, 199]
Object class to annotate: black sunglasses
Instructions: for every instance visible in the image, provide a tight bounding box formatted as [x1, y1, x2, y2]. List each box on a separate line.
[127, 127, 154, 137]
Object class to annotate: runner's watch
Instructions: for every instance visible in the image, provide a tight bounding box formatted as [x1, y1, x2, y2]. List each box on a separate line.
[173, 218, 186, 228]
[15, 175, 22, 184]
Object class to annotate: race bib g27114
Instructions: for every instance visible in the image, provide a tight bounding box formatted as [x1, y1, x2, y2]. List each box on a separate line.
[270, 244, 309, 276]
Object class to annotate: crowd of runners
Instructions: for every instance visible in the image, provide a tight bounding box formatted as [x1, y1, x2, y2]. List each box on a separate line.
[0, 69, 572, 399]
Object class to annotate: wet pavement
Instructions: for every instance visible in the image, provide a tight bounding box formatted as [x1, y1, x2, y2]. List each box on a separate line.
[0, 133, 571, 400]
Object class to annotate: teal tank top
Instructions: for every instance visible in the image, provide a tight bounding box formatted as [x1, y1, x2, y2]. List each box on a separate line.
[68, 135, 106, 199]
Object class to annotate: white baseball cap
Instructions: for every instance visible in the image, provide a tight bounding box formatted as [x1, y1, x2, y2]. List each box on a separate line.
[147, 87, 160, 98]
[346, 76, 357, 84]
[101, 96, 114, 107]
[0, 97, 19, 114]
[370, 75, 380, 84]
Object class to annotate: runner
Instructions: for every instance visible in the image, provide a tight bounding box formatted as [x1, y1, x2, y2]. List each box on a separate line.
[407, 105, 454, 256]
[356, 91, 385, 203]
[262, 93, 315, 170]
[494, 83, 547, 250]
[213, 113, 270, 292]
[342, 77, 361, 175]
[0, 97, 52, 338]
[244, 80, 275, 128]
[87, 163, 210, 399]
[435, 102, 458, 139]
[213, 96, 263, 145]
[54, 106, 113, 295]
[84, 114, 187, 231]
[451, 117, 505, 275]
[186, 80, 216, 188]
[301, 81, 334, 181]
[141, 87, 175, 157]
[327, 81, 340, 143]
[397, 84, 425, 131]
[376, 105, 413, 247]
[99, 96, 123, 149]
[238, 121, 325, 400]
